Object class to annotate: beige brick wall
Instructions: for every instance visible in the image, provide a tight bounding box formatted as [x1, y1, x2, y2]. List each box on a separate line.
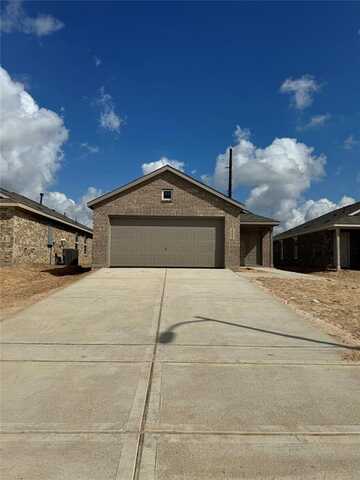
[92, 170, 241, 268]
[261, 228, 273, 267]
[0, 207, 92, 266]
[0, 207, 15, 265]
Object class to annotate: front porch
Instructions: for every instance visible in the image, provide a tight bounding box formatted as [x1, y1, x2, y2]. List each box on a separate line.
[334, 228, 360, 270]
[240, 225, 273, 267]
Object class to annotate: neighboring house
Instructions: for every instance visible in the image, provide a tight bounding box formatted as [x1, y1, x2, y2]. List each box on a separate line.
[273, 201, 360, 270]
[0, 188, 93, 267]
[88, 165, 278, 268]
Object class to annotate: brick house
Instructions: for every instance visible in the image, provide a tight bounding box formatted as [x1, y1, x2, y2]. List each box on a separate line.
[0, 188, 93, 266]
[88, 165, 278, 269]
[273, 201, 360, 270]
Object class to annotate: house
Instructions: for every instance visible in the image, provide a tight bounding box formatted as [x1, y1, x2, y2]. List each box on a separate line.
[88, 165, 278, 268]
[273, 201, 360, 270]
[0, 188, 93, 266]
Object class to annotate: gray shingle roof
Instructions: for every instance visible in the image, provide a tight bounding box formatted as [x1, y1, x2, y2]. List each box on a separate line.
[240, 211, 279, 225]
[0, 187, 92, 234]
[274, 201, 360, 240]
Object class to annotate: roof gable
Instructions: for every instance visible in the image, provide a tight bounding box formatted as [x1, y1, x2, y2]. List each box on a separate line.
[88, 165, 246, 210]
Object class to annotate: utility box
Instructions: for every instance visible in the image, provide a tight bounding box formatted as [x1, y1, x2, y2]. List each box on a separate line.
[63, 248, 78, 266]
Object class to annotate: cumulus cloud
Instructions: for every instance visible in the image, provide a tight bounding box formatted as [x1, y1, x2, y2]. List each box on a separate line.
[299, 114, 331, 130]
[202, 126, 346, 231]
[0, 0, 64, 36]
[97, 86, 124, 133]
[280, 75, 320, 110]
[282, 196, 355, 231]
[0, 66, 68, 197]
[45, 187, 102, 227]
[0, 66, 97, 226]
[344, 135, 359, 150]
[142, 157, 185, 175]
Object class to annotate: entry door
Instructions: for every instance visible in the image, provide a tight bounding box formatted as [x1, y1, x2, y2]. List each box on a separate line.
[110, 217, 224, 268]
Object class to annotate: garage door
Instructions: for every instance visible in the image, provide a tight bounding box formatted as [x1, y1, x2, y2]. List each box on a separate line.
[110, 217, 224, 268]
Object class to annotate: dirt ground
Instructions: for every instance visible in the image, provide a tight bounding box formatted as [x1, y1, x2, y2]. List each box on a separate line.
[0, 264, 91, 320]
[254, 270, 360, 360]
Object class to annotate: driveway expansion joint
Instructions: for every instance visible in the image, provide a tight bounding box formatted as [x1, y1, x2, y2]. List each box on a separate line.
[131, 268, 167, 480]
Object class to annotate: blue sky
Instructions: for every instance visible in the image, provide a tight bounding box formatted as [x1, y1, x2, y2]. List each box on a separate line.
[1, 0, 359, 227]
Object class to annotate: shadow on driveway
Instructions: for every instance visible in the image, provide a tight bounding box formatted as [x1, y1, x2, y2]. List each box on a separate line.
[158, 315, 360, 350]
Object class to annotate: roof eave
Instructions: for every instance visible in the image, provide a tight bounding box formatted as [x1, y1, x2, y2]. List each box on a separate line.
[0, 202, 93, 234]
[275, 220, 360, 241]
[241, 221, 280, 226]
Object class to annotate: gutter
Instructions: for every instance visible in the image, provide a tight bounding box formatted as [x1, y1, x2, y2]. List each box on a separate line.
[274, 223, 360, 241]
[241, 221, 279, 226]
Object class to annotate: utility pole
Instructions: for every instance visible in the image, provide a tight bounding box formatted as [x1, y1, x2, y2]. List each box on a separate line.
[228, 147, 233, 198]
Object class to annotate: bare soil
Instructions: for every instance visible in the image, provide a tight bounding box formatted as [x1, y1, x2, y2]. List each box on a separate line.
[254, 270, 360, 360]
[0, 264, 91, 320]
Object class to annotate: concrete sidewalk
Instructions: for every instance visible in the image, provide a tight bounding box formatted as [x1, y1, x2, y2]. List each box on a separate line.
[1, 268, 359, 479]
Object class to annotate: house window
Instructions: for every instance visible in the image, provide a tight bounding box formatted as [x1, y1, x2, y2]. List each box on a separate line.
[75, 233, 79, 250]
[84, 237, 87, 255]
[162, 189, 173, 202]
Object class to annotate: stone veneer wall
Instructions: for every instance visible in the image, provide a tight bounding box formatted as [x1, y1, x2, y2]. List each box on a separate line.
[0, 207, 15, 265]
[92, 170, 241, 268]
[0, 207, 92, 266]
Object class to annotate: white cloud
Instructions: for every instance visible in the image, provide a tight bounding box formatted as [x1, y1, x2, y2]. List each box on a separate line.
[280, 75, 320, 110]
[299, 114, 331, 130]
[45, 187, 102, 227]
[142, 157, 185, 175]
[0, 66, 68, 197]
[0, 66, 97, 227]
[202, 126, 340, 231]
[344, 135, 359, 150]
[97, 86, 124, 133]
[282, 196, 355, 232]
[0, 0, 64, 36]
[94, 56, 102, 67]
[81, 142, 99, 154]
[101, 110, 122, 132]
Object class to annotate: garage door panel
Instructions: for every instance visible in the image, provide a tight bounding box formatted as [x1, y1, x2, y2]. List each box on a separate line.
[110, 217, 224, 268]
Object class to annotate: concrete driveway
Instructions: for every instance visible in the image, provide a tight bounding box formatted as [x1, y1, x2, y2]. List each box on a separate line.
[1, 268, 359, 479]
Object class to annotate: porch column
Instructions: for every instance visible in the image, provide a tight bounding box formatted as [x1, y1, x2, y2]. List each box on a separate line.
[335, 228, 341, 270]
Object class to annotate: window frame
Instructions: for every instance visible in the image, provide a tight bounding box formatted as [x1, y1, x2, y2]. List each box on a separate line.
[161, 189, 173, 202]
